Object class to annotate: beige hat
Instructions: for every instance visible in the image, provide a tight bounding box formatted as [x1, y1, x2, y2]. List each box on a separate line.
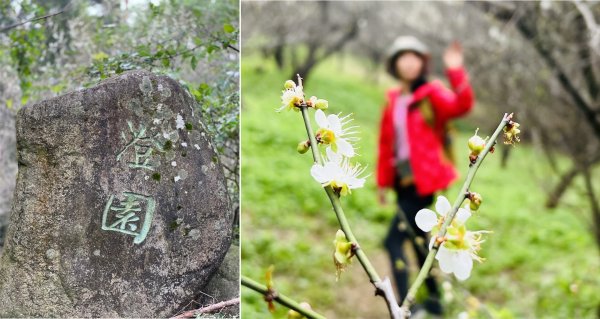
[386, 36, 430, 78]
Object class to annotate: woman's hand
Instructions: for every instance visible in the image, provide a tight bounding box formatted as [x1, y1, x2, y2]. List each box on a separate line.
[443, 41, 463, 69]
[377, 188, 387, 205]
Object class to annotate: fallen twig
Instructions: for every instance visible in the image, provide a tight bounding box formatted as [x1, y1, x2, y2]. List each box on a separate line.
[171, 297, 240, 319]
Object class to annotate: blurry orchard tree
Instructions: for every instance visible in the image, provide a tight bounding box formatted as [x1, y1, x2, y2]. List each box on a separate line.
[0, 0, 240, 234]
[472, 0, 600, 254]
[241, 1, 370, 83]
[242, 0, 600, 256]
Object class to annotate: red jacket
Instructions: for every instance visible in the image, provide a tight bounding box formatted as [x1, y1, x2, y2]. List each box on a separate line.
[376, 67, 474, 196]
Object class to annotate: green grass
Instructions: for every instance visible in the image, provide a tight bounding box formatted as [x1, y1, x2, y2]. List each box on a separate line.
[241, 54, 600, 318]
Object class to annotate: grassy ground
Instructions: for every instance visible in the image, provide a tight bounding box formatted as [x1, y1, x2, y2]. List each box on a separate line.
[240, 54, 600, 318]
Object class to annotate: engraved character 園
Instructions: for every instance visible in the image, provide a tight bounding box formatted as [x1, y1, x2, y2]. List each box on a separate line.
[102, 192, 156, 244]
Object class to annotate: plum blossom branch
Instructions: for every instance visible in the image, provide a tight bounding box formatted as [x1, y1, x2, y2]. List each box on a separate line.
[400, 113, 518, 317]
[241, 275, 326, 319]
[295, 78, 404, 318]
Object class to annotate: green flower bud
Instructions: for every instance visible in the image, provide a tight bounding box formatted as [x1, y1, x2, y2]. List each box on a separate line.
[333, 230, 354, 280]
[314, 99, 329, 110]
[297, 140, 310, 154]
[469, 192, 483, 211]
[284, 80, 296, 90]
[287, 302, 312, 319]
[287, 309, 304, 319]
[468, 128, 486, 155]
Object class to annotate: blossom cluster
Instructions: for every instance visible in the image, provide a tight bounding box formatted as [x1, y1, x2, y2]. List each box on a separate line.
[279, 77, 367, 197]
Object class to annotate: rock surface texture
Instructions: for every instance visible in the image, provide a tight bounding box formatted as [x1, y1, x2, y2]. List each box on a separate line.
[0, 106, 17, 252]
[0, 70, 233, 317]
[197, 244, 240, 316]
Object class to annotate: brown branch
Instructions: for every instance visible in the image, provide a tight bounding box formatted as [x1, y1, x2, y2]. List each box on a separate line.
[574, 5, 599, 101]
[0, 2, 71, 33]
[582, 167, 600, 256]
[170, 297, 240, 319]
[546, 153, 600, 208]
[473, 1, 600, 139]
[573, 0, 600, 58]
[290, 17, 359, 82]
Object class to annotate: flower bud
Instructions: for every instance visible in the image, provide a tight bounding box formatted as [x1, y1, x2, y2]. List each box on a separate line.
[265, 265, 276, 312]
[284, 80, 296, 90]
[333, 230, 353, 280]
[314, 99, 329, 110]
[297, 140, 310, 154]
[468, 192, 483, 211]
[287, 309, 303, 319]
[287, 302, 312, 319]
[468, 128, 486, 155]
[265, 265, 275, 290]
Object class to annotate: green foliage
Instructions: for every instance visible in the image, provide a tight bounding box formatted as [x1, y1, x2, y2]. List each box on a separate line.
[241, 54, 600, 318]
[0, 0, 239, 165]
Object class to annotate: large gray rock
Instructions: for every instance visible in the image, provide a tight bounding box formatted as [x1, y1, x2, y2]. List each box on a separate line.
[0, 70, 233, 317]
[0, 106, 17, 252]
[197, 244, 240, 316]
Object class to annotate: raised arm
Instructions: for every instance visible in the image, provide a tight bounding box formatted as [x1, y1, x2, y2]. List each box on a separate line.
[430, 42, 475, 122]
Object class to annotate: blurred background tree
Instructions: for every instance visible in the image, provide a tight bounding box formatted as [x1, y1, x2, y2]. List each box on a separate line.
[241, 1, 600, 318]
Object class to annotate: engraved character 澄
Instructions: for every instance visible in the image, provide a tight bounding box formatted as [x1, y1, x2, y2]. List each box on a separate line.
[116, 121, 162, 171]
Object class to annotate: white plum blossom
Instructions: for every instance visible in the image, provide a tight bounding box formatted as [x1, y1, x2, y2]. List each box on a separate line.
[415, 196, 471, 232]
[277, 80, 305, 112]
[310, 149, 367, 196]
[314, 109, 359, 158]
[415, 196, 488, 281]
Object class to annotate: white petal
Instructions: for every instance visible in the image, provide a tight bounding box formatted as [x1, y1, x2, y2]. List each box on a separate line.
[435, 196, 452, 217]
[415, 209, 438, 232]
[453, 251, 473, 281]
[336, 138, 355, 157]
[324, 161, 342, 176]
[310, 164, 331, 184]
[327, 114, 342, 134]
[428, 237, 436, 250]
[455, 208, 471, 224]
[325, 147, 343, 163]
[436, 246, 455, 274]
[315, 109, 328, 128]
[347, 176, 366, 189]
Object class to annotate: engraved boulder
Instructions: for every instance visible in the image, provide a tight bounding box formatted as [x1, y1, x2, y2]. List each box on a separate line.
[0, 70, 233, 317]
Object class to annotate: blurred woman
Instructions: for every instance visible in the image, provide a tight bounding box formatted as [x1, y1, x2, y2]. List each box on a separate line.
[377, 36, 474, 315]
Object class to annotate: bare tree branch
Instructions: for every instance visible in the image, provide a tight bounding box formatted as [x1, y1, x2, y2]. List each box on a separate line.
[473, 1, 600, 139]
[0, 2, 71, 33]
[171, 297, 240, 319]
[574, 2, 599, 101]
[573, 0, 600, 57]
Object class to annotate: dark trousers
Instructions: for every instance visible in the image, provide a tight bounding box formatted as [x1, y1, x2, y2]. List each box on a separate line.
[383, 184, 442, 313]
